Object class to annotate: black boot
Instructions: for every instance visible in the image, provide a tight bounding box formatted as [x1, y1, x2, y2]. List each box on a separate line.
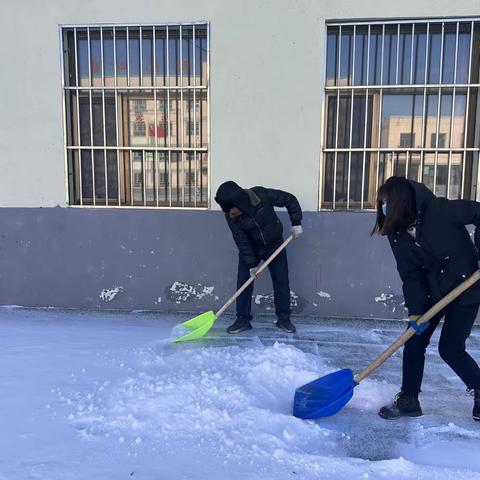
[470, 389, 480, 421]
[275, 314, 296, 334]
[227, 317, 252, 334]
[379, 391, 423, 420]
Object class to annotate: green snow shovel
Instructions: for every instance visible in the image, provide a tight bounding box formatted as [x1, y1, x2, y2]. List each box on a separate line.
[293, 268, 480, 419]
[172, 235, 294, 343]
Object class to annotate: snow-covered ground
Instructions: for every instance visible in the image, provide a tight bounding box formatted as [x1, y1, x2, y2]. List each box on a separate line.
[1, 307, 479, 480]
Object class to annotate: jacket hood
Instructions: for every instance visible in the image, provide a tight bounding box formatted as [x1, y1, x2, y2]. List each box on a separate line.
[215, 181, 256, 216]
[407, 180, 435, 214]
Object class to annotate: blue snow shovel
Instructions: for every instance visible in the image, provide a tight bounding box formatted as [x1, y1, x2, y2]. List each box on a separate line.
[293, 269, 480, 419]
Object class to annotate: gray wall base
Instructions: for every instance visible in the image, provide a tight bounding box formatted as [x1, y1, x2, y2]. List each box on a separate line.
[0, 208, 406, 319]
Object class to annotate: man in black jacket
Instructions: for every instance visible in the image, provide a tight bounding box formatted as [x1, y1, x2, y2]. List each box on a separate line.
[215, 181, 303, 334]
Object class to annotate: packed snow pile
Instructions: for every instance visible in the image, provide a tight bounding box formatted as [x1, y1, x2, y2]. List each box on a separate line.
[63, 334, 479, 479]
[67, 341, 328, 449]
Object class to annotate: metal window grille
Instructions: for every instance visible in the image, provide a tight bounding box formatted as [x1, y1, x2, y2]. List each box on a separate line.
[60, 22, 210, 208]
[321, 18, 480, 210]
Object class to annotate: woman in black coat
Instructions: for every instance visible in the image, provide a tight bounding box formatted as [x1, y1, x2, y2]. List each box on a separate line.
[372, 176, 480, 421]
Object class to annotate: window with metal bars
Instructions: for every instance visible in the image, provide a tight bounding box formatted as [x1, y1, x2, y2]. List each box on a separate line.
[321, 19, 480, 210]
[60, 23, 209, 208]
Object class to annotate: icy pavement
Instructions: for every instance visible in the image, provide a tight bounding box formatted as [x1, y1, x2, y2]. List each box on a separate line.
[0, 308, 479, 479]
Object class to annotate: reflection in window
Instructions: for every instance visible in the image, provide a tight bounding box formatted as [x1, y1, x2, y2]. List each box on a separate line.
[381, 94, 423, 148]
[353, 26, 368, 85]
[427, 24, 442, 84]
[382, 25, 398, 85]
[133, 99, 146, 111]
[322, 19, 480, 209]
[368, 26, 383, 85]
[398, 25, 413, 85]
[413, 24, 427, 84]
[339, 27, 353, 86]
[400, 133, 415, 148]
[133, 122, 146, 137]
[431, 133, 446, 148]
[62, 23, 209, 208]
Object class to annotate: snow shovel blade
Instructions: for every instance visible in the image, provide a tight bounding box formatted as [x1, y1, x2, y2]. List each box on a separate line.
[293, 368, 356, 419]
[172, 310, 217, 343]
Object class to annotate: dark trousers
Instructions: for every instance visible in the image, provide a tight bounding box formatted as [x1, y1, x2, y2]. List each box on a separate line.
[402, 302, 480, 395]
[236, 248, 291, 321]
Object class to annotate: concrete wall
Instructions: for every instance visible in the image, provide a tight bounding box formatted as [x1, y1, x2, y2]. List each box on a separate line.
[0, 208, 405, 318]
[1, 0, 478, 209]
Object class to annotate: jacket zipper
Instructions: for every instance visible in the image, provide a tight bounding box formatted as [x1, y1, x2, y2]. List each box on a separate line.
[254, 220, 267, 246]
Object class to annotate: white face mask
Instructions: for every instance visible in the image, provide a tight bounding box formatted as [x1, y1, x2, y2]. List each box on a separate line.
[382, 202, 387, 216]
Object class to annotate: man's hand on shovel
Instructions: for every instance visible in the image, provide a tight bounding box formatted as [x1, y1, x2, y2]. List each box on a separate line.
[291, 225, 303, 239]
[250, 230, 302, 279]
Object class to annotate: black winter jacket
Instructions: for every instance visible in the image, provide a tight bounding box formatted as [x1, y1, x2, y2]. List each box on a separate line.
[215, 182, 302, 267]
[389, 181, 480, 316]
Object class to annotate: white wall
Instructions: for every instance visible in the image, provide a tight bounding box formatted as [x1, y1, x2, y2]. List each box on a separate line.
[0, 0, 478, 209]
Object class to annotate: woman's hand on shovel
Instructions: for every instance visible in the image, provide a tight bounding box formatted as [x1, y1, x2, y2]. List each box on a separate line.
[408, 314, 429, 335]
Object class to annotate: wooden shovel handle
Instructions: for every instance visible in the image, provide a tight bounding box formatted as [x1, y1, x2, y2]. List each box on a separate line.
[354, 269, 480, 384]
[215, 235, 294, 318]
